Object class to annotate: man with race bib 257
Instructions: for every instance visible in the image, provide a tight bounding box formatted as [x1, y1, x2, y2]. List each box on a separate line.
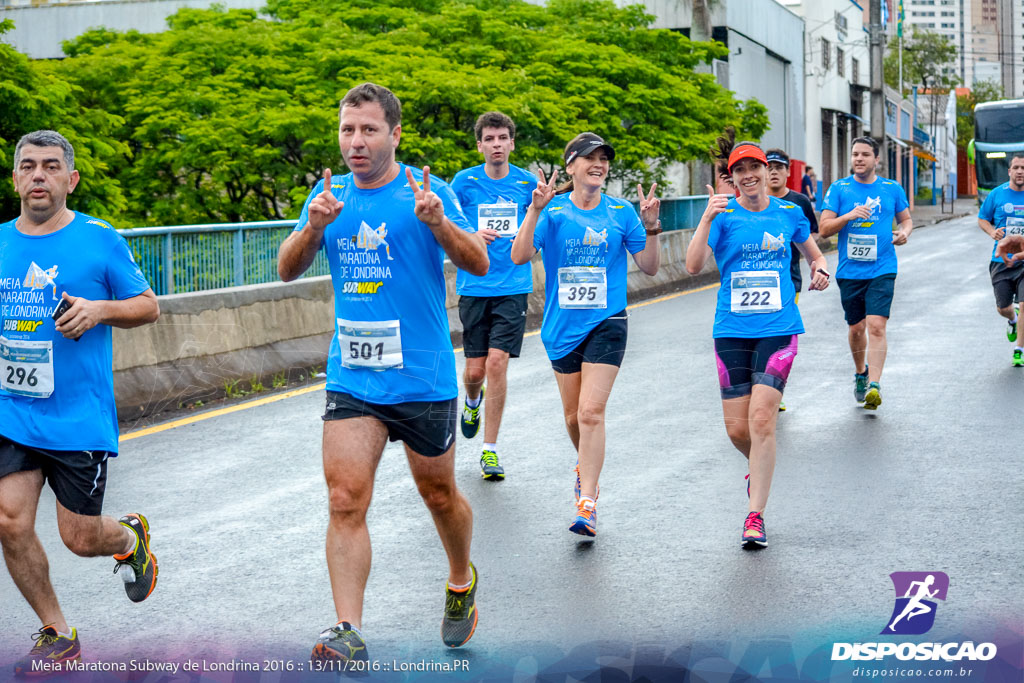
[277, 83, 489, 664]
[451, 112, 537, 480]
[819, 137, 913, 410]
[1, 130, 160, 675]
[977, 152, 1024, 367]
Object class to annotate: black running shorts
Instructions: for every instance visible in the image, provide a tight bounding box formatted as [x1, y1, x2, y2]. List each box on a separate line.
[322, 391, 458, 457]
[0, 434, 109, 516]
[458, 293, 529, 358]
[550, 311, 628, 374]
[837, 273, 897, 325]
[989, 261, 1024, 309]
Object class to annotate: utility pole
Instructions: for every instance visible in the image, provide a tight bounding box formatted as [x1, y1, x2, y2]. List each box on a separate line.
[870, 0, 888, 175]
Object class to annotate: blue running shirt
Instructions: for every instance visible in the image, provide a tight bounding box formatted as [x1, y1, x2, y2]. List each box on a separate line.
[532, 194, 647, 360]
[295, 165, 472, 403]
[451, 163, 535, 296]
[979, 182, 1024, 262]
[708, 196, 810, 338]
[822, 175, 909, 279]
[0, 213, 152, 452]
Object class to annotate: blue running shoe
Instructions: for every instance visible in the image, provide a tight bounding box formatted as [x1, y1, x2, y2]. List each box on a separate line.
[480, 450, 504, 481]
[854, 368, 869, 403]
[460, 388, 483, 439]
[569, 499, 597, 537]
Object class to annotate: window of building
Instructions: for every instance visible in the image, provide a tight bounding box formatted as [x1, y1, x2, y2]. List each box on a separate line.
[822, 37, 831, 71]
[837, 47, 845, 77]
[852, 57, 860, 83]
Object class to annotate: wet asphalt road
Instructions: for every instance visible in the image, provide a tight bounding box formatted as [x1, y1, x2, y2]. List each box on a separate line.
[0, 214, 1021, 679]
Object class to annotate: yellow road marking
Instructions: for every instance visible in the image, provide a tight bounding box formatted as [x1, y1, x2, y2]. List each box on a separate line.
[119, 282, 721, 443]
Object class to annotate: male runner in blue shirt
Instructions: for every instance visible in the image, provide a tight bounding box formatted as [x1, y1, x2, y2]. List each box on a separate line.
[977, 152, 1024, 366]
[1, 130, 160, 675]
[451, 112, 536, 480]
[820, 137, 913, 410]
[278, 83, 489, 664]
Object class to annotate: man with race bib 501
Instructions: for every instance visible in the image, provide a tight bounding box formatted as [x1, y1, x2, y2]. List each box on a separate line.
[977, 152, 1024, 367]
[277, 83, 489, 664]
[1, 130, 160, 675]
[451, 112, 537, 480]
[819, 136, 913, 410]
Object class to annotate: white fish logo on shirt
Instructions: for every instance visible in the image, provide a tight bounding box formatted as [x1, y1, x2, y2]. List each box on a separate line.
[356, 221, 394, 261]
[761, 232, 785, 252]
[583, 227, 608, 249]
[23, 262, 60, 301]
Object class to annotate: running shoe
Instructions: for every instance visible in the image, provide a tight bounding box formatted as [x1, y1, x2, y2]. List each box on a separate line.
[13, 626, 81, 677]
[569, 499, 598, 537]
[1008, 318, 1018, 343]
[742, 511, 767, 548]
[480, 450, 504, 481]
[778, 401, 787, 412]
[113, 513, 157, 603]
[311, 622, 368, 664]
[854, 368, 869, 403]
[573, 460, 599, 503]
[1013, 349, 1024, 367]
[460, 388, 484, 439]
[863, 382, 882, 410]
[442, 562, 478, 648]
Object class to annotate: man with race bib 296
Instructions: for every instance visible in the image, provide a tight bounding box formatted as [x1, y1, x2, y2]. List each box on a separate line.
[977, 152, 1024, 367]
[819, 137, 913, 410]
[1, 130, 160, 675]
[451, 112, 536, 479]
[277, 83, 488, 664]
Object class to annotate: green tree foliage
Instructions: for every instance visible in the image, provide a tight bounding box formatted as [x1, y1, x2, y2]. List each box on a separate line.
[883, 26, 958, 96]
[0, 20, 126, 221]
[956, 79, 1003, 149]
[39, 0, 765, 225]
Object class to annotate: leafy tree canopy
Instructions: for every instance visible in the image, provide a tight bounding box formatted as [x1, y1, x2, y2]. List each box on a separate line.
[883, 26, 959, 96]
[12, 0, 767, 226]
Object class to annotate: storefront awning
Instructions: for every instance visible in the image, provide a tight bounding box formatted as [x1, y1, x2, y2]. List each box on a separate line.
[914, 149, 937, 162]
[887, 135, 909, 149]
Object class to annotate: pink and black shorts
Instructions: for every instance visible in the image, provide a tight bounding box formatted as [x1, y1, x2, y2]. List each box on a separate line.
[713, 335, 798, 399]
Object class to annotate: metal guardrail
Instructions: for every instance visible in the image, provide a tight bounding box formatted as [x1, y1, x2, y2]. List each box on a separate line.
[119, 196, 709, 295]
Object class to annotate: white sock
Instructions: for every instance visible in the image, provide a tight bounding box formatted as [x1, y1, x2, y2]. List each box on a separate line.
[57, 628, 74, 639]
[448, 577, 472, 592]
[483, 443, 497, 453]
[123, 529, 138, 555]
[466, 394, 481, 408]
[1010, 315, 1018, 324]
[579, 496, 596, 508]
[1016, 346, 1023, 353]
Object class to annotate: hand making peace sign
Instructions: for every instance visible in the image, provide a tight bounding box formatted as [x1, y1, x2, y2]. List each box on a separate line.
[637, 183, 660, 232]
[405, 165, 445, 228]
[530, 169, 558, 212]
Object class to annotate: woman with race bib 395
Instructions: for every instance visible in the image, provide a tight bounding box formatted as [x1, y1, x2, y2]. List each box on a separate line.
[511, 132, 661, 539]
[685, 142, 830, 549]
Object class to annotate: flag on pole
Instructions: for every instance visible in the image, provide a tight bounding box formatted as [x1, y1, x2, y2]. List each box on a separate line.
[882, 0, 889, 27]
[897, 0, 905, 38]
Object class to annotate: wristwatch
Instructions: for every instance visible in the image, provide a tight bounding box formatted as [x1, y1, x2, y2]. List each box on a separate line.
[645, 220, 663, 236]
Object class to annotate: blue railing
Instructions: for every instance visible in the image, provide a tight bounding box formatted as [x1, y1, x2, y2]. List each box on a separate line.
[119, 196, 708, 295]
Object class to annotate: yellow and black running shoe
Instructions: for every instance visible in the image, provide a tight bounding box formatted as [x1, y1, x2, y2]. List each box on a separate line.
[460, 388, 484, 439]
[312, 622, 368, 665]
[113, 513, 158, 603]
[442, 563, 478, 648]
[13, 625, 81, 677]
[480, 450, 504, 480]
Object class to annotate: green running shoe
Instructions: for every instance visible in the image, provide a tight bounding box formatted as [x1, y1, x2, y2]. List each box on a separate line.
[311, 621, 368, 665]
[1013, 349, 1023, 367]
[480, 450, 504, 480]
[14, 626, 81, 677]
[863, 382, 882, 410]
[460, 388, 483, 439]
[113, 513, 158, 603]
[1008, 318, 1018, 343]
[854, 368, 869, 403]
[442, 562, 478, 647]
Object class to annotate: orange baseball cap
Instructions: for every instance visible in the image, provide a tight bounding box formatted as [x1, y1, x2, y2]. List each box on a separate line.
[727, 144, 767, 172]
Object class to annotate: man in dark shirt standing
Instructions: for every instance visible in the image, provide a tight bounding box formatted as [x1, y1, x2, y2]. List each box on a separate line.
[767, 150, 819, 301]
[801, 165, 816, 202]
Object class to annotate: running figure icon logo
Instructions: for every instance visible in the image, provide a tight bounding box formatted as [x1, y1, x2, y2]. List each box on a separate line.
[356, 221, 395, 261]
[881, 572, 949, 635]
[23, 262, 60, 301]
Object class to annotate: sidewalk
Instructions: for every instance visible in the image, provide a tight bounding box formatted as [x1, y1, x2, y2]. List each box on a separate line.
[911, 197, 975, 227]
